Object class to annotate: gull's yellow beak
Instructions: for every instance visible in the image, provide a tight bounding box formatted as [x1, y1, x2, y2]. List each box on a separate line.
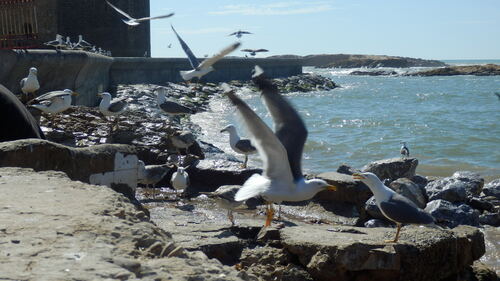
[352, 173, 365, 180]
[326, 185, 337, 191]
[96, 93, 102, 97]
[72, 92, 79, 96]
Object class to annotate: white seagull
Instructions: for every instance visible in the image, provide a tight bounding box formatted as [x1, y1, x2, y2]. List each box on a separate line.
[97, 92, 127, 129]
[201, 185, 245, 226]
[106, 0, 174, 26]
[20, 67, 40, 98]
[220, 124, 256, 168]
[74, 35, 93, 50]
[29, 89, 78, 115]
[226, 66, 337, 227]
[353, 172, 435, 243]
[44, 34, 65, 49]
[170, 166, 190, 193]
[171, 25, 241, 81]
[400, 142, 410, 159]
[156, 88, 194, 117]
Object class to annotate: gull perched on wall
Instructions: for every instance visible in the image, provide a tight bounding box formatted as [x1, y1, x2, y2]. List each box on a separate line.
[20, 67, 40, 101]
[44, 34, 65, 50]
[171, 25, 241, 81]
[106, 0, 174, 26]
[73, 35, 93, 50]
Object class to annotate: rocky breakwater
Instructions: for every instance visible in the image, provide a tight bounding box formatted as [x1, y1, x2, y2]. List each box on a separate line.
[143, 156, 498, 281]
[409, 64, 500, 76]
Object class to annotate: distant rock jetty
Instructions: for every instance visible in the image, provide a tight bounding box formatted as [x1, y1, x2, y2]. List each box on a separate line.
[270, 54, 447, 68]
[409, 64, 500, 76]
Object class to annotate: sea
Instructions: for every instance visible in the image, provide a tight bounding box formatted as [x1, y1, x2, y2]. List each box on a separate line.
[191, 60, 500, 273]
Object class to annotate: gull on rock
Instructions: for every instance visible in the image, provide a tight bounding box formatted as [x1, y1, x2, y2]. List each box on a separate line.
[138, 160, 172, 198]
[400, 142, 410, 159]
[156, 88, 194, 117]
[353, 172, 435, 243]
[20, 67, 40, 99]
[171, 25, 240, 81]
[106, 0, 174, 26]
[201, 185, 245, 226]
[170, 166, 189, 193]
[220, 124, 256, 168]
[226, 66, 337, 227]
[29, 89, 78, 115]
[98, 92, 127, 117]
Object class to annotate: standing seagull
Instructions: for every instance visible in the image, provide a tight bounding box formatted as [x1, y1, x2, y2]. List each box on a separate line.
[170, 166, 190, 194]
[97, 92, 127, 129]
[138, 160, 172, 198]
[29, 89, 78, 116]
[106, 0, 174, 26]
[201, 185, 244, 226]
[400, 142, 410, 159]
[227, 66, 337, 227]
[156, 88, 194, 119]
[228, 30, 252, 39]
[171, 25, 241, 81]
[353, 172, 435, 243]
[20, 67, 40, 101]
[220, 124, 256, 168]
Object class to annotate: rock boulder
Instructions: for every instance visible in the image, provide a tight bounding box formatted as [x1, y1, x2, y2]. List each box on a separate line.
[426, 172, 484, 203]
[389, 178, 428, 208]
[482, 179, 500, 199]
[425, 199, 480, 228]
[362, 157, 418, 181]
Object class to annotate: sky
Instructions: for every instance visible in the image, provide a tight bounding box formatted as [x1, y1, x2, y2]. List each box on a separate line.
[150, 0, 500, 60]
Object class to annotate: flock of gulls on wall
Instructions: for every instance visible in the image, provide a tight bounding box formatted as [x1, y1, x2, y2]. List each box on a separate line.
[30, 1, 435, 242]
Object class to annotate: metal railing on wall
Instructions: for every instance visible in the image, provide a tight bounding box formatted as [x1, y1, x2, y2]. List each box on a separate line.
[0, 0, 39, 49]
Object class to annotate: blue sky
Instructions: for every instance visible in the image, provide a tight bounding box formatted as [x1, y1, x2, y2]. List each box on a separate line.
[150, 0, 500, 60]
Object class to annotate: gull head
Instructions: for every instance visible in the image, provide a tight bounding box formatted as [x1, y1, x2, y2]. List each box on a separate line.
[305, 178, 337, 193]
[352, 172, 383, 187]
[220, 124, 236, 133]
[65, 89, 79, 96]
[29, 67, 38, 75]
[97, 92, 111, 99]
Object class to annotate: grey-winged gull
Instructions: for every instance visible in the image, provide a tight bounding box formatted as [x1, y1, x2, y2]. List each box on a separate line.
[44, 34, 66, 49]
[20, 67, 40, 101]
[29, 89, 78, 115]
[105, 0, 174, 26]
[169, 130, 196, 155]
[98, 92, 127, 129]
[220, 124, 256, 168]
[156, 88, 194, 118]
[400, 142, 410, 159]
[138, 160, 172, 198]
[241, 49, 268, 57]
[225, 66, 337, 227]
[171, 24, 240, 81]
[170, 166, 190, 193]
[228, 30, 252, 39]
[353, 172, 435, 243]
[201, 185, 245, 226]
[74, 35, 92, 50]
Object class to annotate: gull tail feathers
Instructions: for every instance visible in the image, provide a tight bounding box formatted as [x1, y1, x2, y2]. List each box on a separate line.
[235, 174, 270, 201]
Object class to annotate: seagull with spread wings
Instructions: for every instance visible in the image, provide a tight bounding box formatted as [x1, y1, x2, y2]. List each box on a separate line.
[106, 0, 174, 26]
[171, 25, 240, 81]
[228, 30, 252, 39]
[224, 67, 337, 227]
[241, 49, 269, 57]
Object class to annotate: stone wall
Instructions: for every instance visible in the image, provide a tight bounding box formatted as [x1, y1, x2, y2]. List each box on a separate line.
[110, 57, 303, 84]
[0, 50, 302, 106]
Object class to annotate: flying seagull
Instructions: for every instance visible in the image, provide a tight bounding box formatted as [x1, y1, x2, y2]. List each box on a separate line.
[171, 25, 241, 81]
[495, 92, 500, 100]
[20, 67, 40, 101]
[353, 172, 435, 243]
[106, 0, 174, 26]
[226, 66, 337, 227]
[44, 34, 66, 49]
[400, 142, 410, 159]
[73, 35, 93, 50]
[241, 49, 268, 56]
[220, 124, 256, 168]
[228, 30, 252, 39]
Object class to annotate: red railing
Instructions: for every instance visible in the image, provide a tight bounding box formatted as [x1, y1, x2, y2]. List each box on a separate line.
[0, 0, 39, 49]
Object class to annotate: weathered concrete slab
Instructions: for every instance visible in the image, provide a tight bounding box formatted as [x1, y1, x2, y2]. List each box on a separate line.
[0, 168, 250, 280]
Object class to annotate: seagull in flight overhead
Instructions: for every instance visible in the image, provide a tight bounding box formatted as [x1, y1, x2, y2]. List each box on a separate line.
[106, 0, 174, 26]
[228, 30, 252, 39]
[226, 66, 337, 227]
[171, 25, 241, 81]
[241, 49, 269, 56]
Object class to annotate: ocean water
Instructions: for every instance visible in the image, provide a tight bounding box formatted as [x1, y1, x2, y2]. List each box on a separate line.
[193, 66, 500, 181]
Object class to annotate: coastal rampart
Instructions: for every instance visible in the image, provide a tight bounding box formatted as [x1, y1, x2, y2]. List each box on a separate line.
[0, 50, 302, 106]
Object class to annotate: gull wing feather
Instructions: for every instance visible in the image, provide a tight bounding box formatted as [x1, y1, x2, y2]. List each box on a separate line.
[225, 90, 293, 183]
[253, 66, 307, 181]
[108, 98, 127, 113]
[136, 13, 174, 22]
[379, 193, 435, 225]
[30, 91, 69, 103]
[198, 42, 240, 70]
[171, 25, 199, 69]
[106, 0, 134, 20]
